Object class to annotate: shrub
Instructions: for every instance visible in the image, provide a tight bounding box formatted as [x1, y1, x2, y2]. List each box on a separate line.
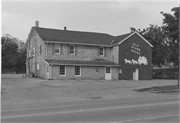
[153, 67, 178, 79]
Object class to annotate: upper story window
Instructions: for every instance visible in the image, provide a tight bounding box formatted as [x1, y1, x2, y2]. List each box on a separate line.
[33, 47, 35, 57]
[99, 47, 104, 56]
[69, 45, 75, 55]
[54, 44, 60, 54]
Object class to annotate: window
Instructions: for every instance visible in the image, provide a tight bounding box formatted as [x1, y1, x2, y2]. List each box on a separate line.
[39, 45, 42, 55]
[106, 67, 111, 73]
[70, 45, 75, 55]
[99, 47, 104, 56]
[55, 44, 60, 54]
[60, 66, 66, 76]
[33, 47, 35, 57]
[75, 66, 81, 76]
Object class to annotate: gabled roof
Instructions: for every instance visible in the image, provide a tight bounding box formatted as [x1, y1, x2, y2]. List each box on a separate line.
[113, 32, 153, 47]
[32, 27, 153, 47]
[33, 27, 114, 46]
[44, 59, 120, 67]
[111, 32, 132, 45]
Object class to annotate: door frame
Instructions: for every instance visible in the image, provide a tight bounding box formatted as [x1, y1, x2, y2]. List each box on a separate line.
[133, 68, 139, 80]
[105, 67, 112, 80]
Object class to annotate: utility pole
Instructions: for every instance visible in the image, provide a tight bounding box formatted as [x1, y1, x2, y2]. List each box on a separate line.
[178, 4, 180, 86]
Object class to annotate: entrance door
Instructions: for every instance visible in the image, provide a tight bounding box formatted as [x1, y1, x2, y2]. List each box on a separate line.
[133, 68, 139, 80]
[105, 67, 112, 80]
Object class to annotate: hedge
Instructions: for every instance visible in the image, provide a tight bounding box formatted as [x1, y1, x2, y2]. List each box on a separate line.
[153, 67, 179, 79]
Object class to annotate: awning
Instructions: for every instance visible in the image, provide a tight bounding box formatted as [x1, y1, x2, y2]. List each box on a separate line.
[44, 59, 120, 67]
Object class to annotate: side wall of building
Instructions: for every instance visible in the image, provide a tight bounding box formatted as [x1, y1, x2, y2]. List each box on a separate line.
[47, 44, 113, 62]
[51, 65, 119, 80]
[26, 29, 46, 78]
[119, 33, 152, 80]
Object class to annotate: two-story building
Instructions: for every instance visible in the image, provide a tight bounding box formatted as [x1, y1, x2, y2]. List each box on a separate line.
[26, 21, 153, 80]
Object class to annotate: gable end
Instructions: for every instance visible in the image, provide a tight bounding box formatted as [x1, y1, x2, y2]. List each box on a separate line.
[118, 32, 153, 47]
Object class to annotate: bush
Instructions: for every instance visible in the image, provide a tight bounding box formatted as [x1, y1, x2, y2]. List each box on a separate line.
[153, 67, 178, 79]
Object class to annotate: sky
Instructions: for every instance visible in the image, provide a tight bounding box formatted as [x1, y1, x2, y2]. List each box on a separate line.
[2, 0, 179, 41]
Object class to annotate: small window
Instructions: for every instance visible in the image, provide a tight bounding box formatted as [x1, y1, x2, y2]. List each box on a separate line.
[55, 44, 60, 54]
[106, 67, 111, 73]
[75, 66, 81, 76]
[70, 45, 75, 55]
[33, 47, 35, 57]
[99, 47, 104, 56]
[60, 66, 66, 76]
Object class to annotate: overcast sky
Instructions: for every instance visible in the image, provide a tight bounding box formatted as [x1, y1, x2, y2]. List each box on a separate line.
[2, 0, 178, 41]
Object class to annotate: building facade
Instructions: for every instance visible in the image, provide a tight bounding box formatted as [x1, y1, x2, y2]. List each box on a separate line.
[26, 21, 153, 80]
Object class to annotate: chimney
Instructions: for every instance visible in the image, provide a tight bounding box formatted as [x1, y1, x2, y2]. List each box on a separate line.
[35, 21, 39, 27]
[130, 27, 136, 33]
[64, 27, 66, 31]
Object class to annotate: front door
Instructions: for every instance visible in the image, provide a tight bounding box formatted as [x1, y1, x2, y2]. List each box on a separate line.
[105, 67, 111, 80]
[133, 68, 139, 80]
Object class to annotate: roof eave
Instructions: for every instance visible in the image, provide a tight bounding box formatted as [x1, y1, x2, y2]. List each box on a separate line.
[50, 63, 120, 67]
[44, 41, 112, 47]
[117, 32, 153, 47]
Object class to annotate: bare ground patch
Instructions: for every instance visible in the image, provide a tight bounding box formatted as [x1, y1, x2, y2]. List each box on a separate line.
[134, 85, 180, 94]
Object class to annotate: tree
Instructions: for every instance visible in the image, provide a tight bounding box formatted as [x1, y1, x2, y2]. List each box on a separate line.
[161, 7, 179, 66]
[1, 36, 19, 71]
[140, 25, 169, 67]
[1, 34, 27, 73]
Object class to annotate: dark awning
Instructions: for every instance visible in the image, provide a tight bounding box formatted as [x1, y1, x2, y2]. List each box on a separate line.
[44, 59, 120, 67]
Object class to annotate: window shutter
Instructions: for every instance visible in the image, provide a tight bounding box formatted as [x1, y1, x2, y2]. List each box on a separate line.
[67, 45, 70, 55]
[97, 47, 100, 56]
[52, 44, 55, 54]
[60, 44, 63, 55]
[75, 45, 77, 55]
[104, 47, 106, 57]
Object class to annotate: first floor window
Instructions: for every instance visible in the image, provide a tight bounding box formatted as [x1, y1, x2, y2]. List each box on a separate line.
[75, 66, 81, 76]
[60, 66, 66, 75]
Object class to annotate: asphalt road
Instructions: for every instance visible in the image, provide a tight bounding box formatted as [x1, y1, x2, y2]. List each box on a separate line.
[2, 95, 179, 122]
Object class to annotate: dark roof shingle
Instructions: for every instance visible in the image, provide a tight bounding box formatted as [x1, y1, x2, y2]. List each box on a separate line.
[112, 33, 132, 45]
[33, 27, 115, 45]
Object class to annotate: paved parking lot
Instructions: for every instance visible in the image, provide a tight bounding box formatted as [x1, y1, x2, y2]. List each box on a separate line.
[1, 74, 179, 109]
